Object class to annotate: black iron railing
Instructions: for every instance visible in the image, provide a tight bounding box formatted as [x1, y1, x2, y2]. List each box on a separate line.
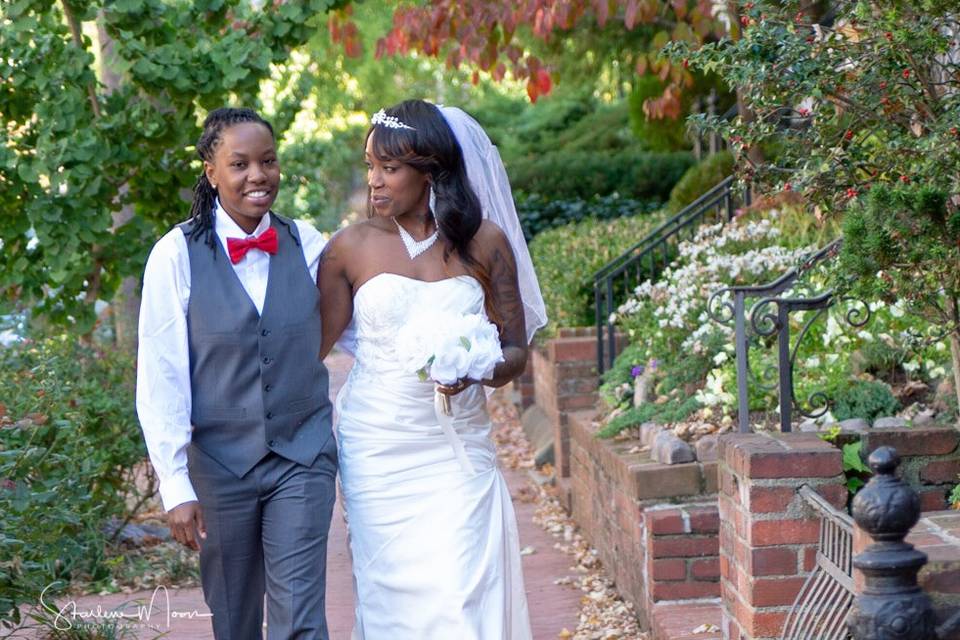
[593, 176, 750, 376]
[707, 238, 874, 432]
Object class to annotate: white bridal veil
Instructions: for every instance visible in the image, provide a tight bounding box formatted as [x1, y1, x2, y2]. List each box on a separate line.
[437, 105, 548, 343]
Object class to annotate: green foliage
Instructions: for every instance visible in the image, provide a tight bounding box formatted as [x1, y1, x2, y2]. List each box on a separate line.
[842, 440, 870, 494]
[950, 479, 960, 510]
[1, 0, 342, 329]
[274, 126, 366, 232]
[838, 185, 959, 319]
[668, 1, 960, 215]
[507, 150, 694, 201]
[596, 395, 702, 439]
[0, 336, 145, 626]
[515, 192, 660, 241]
[667, 152, 734, 212]
[529, 213, 667, 333]
[831, 379, 901, 423]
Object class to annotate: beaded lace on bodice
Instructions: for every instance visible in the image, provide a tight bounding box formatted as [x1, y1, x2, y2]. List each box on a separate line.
[349, 273, 484, 378]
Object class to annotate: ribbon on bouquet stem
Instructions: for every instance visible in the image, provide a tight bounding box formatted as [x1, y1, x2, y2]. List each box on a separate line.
[433, 387, 476, 476]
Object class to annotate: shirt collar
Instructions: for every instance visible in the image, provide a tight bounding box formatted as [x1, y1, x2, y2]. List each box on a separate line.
[214, 199, 272, 243]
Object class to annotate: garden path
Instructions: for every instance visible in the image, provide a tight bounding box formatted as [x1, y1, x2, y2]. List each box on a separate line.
[52, 352, 582, 639]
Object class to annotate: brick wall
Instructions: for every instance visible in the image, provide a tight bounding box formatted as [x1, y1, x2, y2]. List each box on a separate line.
[532, 328, 603, 480]
[644, 504, 722, 605]
[907, 510, 960, 630]
[512, 357, 535, 411]
[568, 411, 719, 628]
[717, 432, 847, 640]
[861, 426, 960, 512]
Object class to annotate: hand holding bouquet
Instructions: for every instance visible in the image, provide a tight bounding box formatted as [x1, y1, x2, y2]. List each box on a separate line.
[396, 310, 504, 414]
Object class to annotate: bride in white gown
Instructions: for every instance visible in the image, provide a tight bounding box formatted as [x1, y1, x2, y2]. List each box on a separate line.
[317, 100, 547, 639]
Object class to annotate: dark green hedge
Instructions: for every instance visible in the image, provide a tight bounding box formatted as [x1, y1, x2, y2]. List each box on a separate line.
[506, 150, 695, 201]
[516, 192, 660, 241]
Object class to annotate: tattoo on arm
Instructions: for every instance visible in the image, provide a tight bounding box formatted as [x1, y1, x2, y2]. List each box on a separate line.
[486, 241, 528, 386]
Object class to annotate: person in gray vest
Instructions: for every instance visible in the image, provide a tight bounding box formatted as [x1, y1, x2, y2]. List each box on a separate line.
[136, 107, 336, 639]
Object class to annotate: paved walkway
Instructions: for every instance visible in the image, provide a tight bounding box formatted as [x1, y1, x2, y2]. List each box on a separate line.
[33, 353, 580, 639]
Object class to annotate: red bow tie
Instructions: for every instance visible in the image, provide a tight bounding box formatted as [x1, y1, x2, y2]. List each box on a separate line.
[227, 227, 278, 264]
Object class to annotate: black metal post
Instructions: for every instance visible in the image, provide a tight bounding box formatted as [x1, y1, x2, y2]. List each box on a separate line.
[595, 283, 604, 376]
[847, 446, 937, 640]
[605, 277, 615, 373]
[777, 301, 793, 432]
[734, 291, 750, 432]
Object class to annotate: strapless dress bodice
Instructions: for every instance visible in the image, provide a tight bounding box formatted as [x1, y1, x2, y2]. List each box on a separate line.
[349, 272, 484, 379]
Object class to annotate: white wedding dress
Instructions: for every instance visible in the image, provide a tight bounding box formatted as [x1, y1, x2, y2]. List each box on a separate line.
[336, 272, 533, 640]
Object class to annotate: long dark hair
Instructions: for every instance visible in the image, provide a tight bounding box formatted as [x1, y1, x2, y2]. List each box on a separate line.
[366, 100, 498, 322]
[185, 107, 295, 251]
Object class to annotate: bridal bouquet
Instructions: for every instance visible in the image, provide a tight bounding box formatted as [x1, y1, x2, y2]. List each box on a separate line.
[396, 310, 504, 413]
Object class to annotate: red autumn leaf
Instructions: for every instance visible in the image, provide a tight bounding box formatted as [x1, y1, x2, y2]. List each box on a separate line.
[344, 35, 363, 58]
[0, 403, 6, 417]
[672, 0, 687, 20]
[526, 78, 539, 102]
[328, 16, 341, 43]
[536, 68, 552, 94]
[624, 0, 639, 29]
[595, 0, 609, 28]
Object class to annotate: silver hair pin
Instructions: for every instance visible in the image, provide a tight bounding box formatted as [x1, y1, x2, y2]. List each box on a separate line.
[371, 109, 416, 131]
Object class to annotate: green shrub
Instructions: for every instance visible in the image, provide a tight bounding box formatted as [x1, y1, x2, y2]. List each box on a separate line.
[516, 192, 660, 242]
[551, 100, 637, 153]
[831, 379, 901, 422]
[667, 151, 734, 212]
[507, 150, 695, 201]
[0, 336, 146, 626]
[530, 213, 667, 333]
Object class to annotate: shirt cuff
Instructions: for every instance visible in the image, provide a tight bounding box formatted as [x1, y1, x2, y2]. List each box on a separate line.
[159, 470, 198, 512]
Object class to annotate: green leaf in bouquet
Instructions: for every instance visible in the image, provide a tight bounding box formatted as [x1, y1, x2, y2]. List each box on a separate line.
[459, 336, 472, 351]
[417, 368, 429, 382]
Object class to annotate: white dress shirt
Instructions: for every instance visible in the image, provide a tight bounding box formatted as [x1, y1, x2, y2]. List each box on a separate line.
[136, 203, 326, 511]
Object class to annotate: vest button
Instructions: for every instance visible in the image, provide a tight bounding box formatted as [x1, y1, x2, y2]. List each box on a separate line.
[268, 439, 277, 447]
[266, 412, 274, 420]
[261, 329, 271, 337]
[262, 356, 271, 365]
[264, 384, 273, 392]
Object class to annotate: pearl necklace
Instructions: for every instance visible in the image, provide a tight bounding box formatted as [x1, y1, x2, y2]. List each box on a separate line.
[393, 217, 438, 260]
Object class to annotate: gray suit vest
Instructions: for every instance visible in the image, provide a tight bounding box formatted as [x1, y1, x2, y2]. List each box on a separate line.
[179, 214, 332, 478]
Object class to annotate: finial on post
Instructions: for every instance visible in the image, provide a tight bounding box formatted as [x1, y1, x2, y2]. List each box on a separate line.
[847, 446, 936, 640]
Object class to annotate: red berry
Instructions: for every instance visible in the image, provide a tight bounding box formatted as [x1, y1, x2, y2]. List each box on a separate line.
[683, 59, 689, 69]
[784, 183, 792, 192]
[740, 15, 749, 26]
[951, 127, 959, 136]
[846, 188, 858, 198]
[885, 32, 893, 41]
[899, 175, 910, 183]
[902, 69, 910, 79]
[844, 130, 853, 140]
[879, 81, 887, 89]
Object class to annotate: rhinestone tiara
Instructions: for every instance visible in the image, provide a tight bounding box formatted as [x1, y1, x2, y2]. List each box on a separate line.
[371, 109, 416, 131]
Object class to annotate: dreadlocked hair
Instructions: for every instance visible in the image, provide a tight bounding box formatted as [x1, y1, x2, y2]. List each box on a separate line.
[366, 100, 502, 328]
[186, 107, 298, 251]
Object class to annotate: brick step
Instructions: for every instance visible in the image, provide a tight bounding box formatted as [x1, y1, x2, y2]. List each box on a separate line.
[651, 601, 723, 640]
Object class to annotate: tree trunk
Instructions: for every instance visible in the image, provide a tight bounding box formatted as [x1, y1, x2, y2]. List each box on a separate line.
[98, 15, 140, 353]
[727, 1, 764, 167]
[948, 296, 960, 428]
